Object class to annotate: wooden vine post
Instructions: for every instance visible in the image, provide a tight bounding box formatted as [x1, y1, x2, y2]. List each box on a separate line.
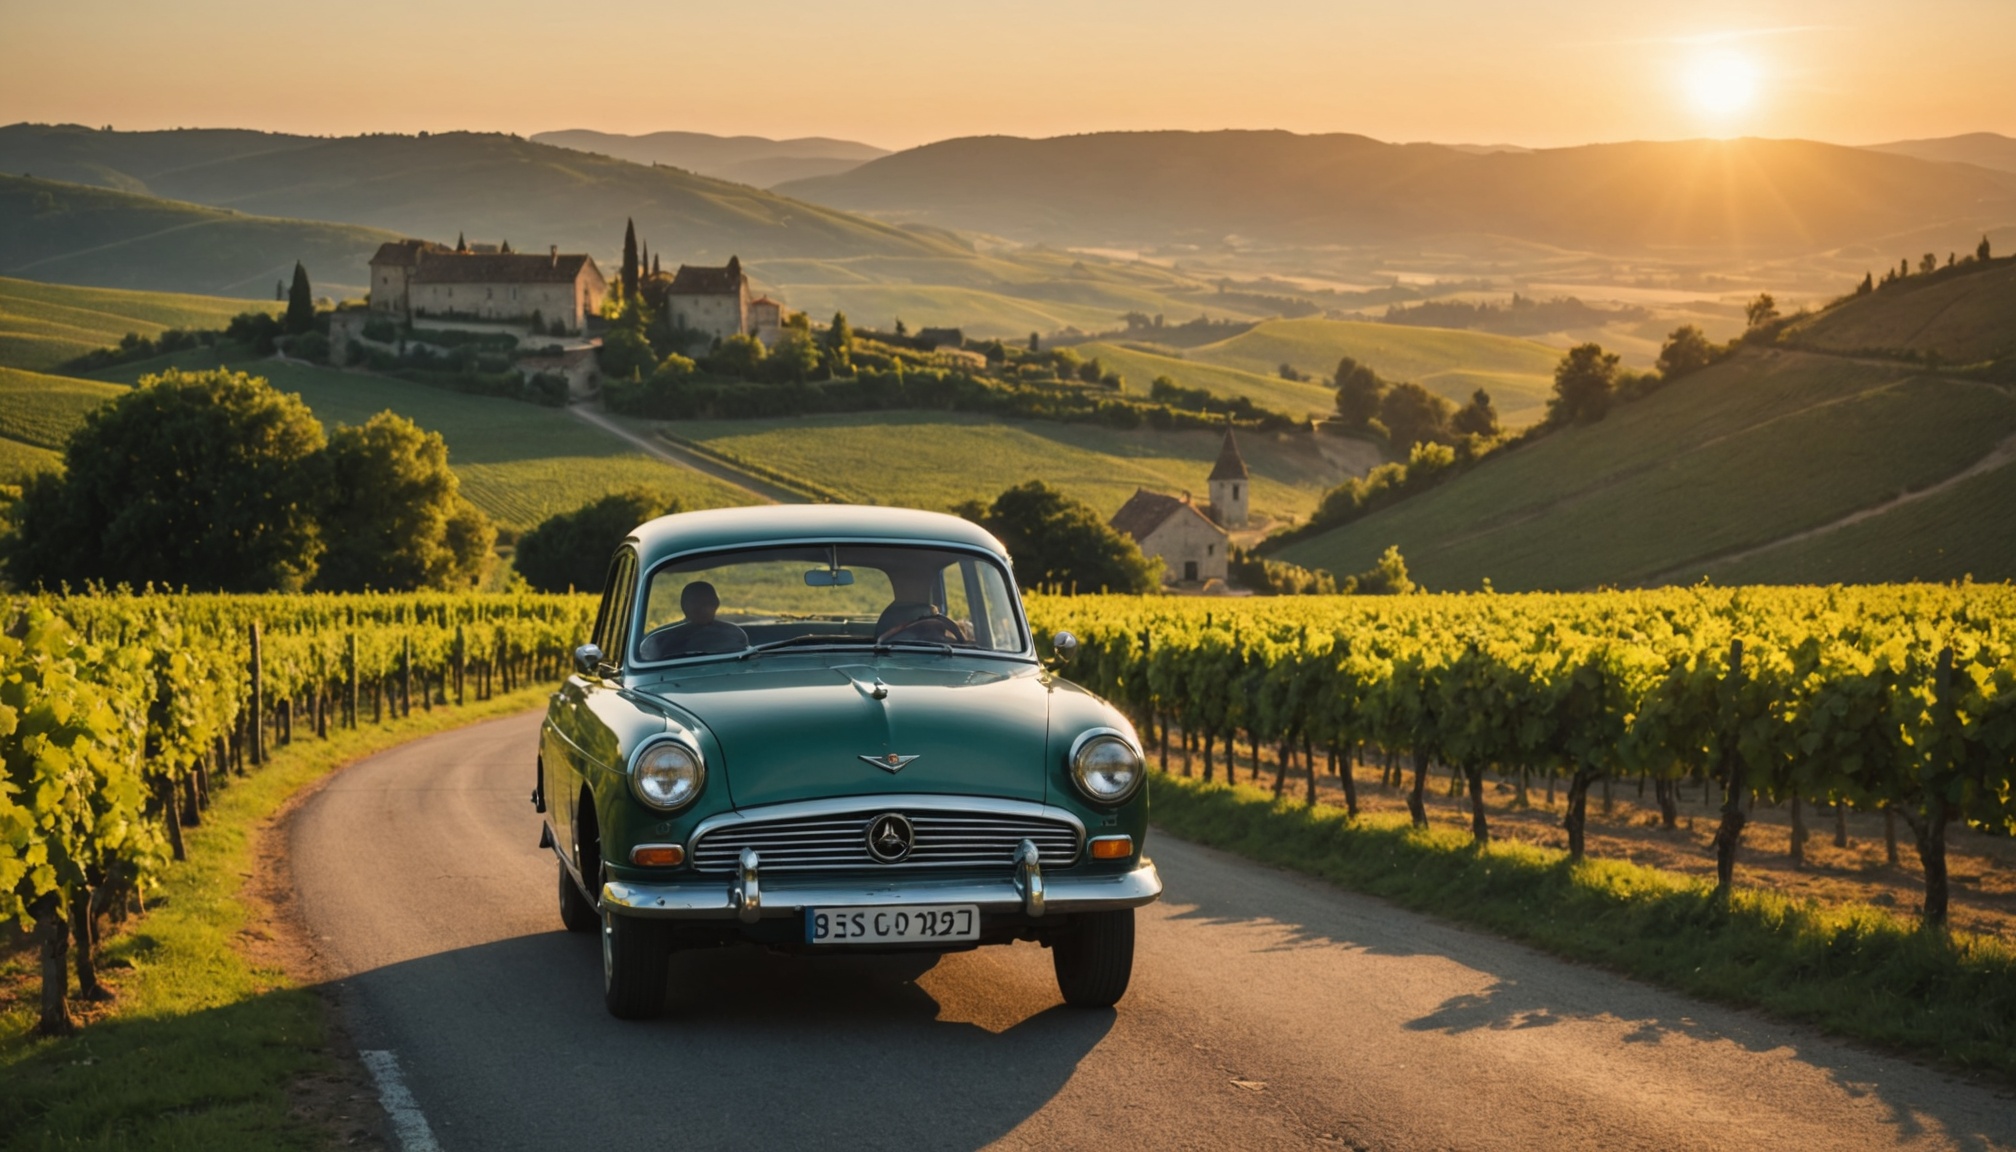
[1711, 638, 1746, 895]
[455, 624, 467, 707]
[249, 621, 265, 766]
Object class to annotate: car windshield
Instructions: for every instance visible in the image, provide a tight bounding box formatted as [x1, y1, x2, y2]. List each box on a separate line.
[633, 543, 1027, 662]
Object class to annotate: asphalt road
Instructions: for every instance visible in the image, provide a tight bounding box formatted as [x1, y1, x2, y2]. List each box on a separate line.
[290, 711, 2016, 1151]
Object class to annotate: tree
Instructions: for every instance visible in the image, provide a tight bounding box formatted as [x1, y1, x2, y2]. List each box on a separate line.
[1857, 272, 1873, 295]
[1744, 293, 1779, 330]
[5, 369, 327, 591]
[285, 262, 315, 335]
[1546, 343, 1620, 425]
[893, 318, 908, 337]
[763, 329, 820, 383]
[599, 326, 656, 380]
[1656, 325, 1720, 380]
[316, 412, 493, 591]
[1351, 545, 1415, 595]
[824, 311, 854, 362]
[621, 218, 639, 302]
[1333, 356, 1386, 428]
[1378, 381, 1453, 449]
[1980, 235, 1993, 261]
[956, 481, 1158, 594]
[1450, 388, 1500, 438]
[1919, 253, 1938, 275]
[517, 489, 681, 593]
[1028, 331, 1041, 353]
[711, 333, 766, 380]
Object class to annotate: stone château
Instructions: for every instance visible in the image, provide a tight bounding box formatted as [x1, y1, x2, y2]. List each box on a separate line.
[368, 239, 607, 333]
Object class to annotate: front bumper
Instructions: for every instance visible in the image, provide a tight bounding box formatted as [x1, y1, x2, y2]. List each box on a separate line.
[601, 857, 1162, 921]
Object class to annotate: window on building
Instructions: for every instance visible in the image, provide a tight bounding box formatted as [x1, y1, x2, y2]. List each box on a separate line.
[1207, 544, 1215, 556]
[1233, 484, 1241, 500]
[1184, 561, 1199, 582]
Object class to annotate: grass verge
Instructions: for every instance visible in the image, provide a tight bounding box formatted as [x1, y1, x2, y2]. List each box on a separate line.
[1149, 771, 2016, 1081]
[0, 686, 554, 1150]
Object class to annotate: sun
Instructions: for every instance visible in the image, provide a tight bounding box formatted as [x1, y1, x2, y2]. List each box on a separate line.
[1683, 50, 1760, 118]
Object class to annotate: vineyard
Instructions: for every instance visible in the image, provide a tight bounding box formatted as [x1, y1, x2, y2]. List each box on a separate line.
[1, 590, 595, 1036]
[1028, 586, 2016, 926]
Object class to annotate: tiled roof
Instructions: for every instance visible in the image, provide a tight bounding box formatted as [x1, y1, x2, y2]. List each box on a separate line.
[410, 253, 600, 285]
[1110, 488, 1223, 542]
[666, 257, 747, 295]
[369, 239, 451, 267]
[1208, 427, 1250, 481]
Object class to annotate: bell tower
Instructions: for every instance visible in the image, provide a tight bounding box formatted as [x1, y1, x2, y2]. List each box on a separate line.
[1206, 426, 1250, 528]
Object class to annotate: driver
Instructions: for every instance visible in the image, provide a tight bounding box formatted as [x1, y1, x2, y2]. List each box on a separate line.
[641, 581, 749, 658]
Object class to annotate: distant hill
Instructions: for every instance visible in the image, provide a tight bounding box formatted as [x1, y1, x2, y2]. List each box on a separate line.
[0, 175, 395, 298]
[1866, 132, 2016, 175]
[779, 131, 2016, 255]
[0, 275, 269, 372]
[0, 124, 959, 265]
[1274, 255, 2016, 588]
[531, 129, 888, 187]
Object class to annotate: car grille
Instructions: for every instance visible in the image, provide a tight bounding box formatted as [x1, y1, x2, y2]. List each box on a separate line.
[690, 808, 1081, 873]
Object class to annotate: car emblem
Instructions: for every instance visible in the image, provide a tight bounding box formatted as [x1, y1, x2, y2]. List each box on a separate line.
[865, 813, 915, 864]
[859, 752, 920, 773]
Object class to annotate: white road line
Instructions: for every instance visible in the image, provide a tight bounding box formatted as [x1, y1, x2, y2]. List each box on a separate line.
[360, 1049, 444, 1152]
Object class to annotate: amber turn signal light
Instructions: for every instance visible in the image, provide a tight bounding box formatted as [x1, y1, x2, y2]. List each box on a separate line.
[1088, 836, 1133, 860]
[630, 845, 685, 867]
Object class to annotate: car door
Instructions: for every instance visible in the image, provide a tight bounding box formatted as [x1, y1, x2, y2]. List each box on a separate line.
[544, 548, 638, 877]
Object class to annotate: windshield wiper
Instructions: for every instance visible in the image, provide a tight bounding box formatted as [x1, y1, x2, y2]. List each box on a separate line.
[738, 634, 871, 660]
[873, 639, 960, 656]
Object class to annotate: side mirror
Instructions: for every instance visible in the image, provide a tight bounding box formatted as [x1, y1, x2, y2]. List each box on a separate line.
[1050, 631, 1079, 666]
[573, 643, 604, 676]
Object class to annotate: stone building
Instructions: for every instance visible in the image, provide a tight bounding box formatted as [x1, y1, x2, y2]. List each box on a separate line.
[1206, 427, 1250, 528]
[368, 240, 607, 333]
[748, 296, 784, 346]
[661, 256, 752, 343]
[1110, 488, 1229, 586]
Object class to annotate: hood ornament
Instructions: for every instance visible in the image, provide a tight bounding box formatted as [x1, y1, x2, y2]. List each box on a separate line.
[860, 752, 920, 773]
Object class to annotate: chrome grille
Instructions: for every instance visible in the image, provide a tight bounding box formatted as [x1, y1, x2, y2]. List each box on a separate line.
[690, 808, 1081, 872]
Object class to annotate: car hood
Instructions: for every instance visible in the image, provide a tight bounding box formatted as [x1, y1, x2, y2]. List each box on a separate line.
[634, 655, 1054, 809]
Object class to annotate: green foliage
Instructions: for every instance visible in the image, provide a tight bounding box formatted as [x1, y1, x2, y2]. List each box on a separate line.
[1546, 343, 1620, 426]
[956, 481, 1159, 594]
[283, 263, 314, 335]
[1656, 324, 1724, 380]
[708, 333, 767, 380]
[1378, 380, 1453, 448]
[6, 369, 328, 592]
[316, 412, 495, 592]
[1351, 544, 1414, 594]
[1450, 387, 1499, 438]
[1745, 293, 1780, 330]
[598, 326, 656, 381]
[1333, 355, 1385, 427]
[763, 329, 821, 384]
[515, 488, 681, 593]
[1227, 546, 1337, 595]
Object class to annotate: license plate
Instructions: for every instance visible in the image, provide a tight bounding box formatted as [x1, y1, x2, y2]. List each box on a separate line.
[806, 904, 980, 945]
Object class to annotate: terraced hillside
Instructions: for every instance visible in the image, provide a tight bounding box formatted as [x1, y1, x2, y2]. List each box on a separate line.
[1276, 343, 2016, 589]
[0, 176, 395, 298]
[1180, 318, 1562, 424]
[0, 275, 267, 372]
[1789, 256, 2016, 364]
[1068, 341, 1338, 418]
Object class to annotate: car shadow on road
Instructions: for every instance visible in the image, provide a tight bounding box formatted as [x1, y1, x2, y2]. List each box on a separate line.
[334, 930, 1111, 1150]
[1145, 837, 2016, 1152]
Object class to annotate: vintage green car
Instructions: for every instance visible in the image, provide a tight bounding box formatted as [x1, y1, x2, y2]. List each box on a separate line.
[536, 505, 1162, 1019]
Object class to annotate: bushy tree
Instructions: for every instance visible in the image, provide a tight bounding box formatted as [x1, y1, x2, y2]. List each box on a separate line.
[1547, 343, 1620, 425]
[1351, 545, 1415, 595]
[516, 489, 681, 593]
[1918, 253, 1938, 275]
[1744, 293, 1779, 330]
[651, 352, 697, 383]
[1378, 381, 1453, 449]
[316, 411, 493, 591]
[599, 326, 656, 380]
[285, 262, 315, 335]
[763, 330, 820, 383]
[955, 481, 1158, 594]
[710, 333, 766, 379]
[824, 311, 854, 371]
[1450, 387, 1500, 438]
[1333, 356, 1385, 428]
[6, 369, 326, 591]
[1980, 235, 1993, 261]
[1656, 325, 1721, 380]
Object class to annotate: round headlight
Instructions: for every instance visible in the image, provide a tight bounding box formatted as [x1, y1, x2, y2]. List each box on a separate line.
[1071, 730, 1143, 804]
[631, 738, 704, 811]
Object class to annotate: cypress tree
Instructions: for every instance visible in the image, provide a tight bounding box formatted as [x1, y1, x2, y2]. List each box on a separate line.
[456, 232, 467, 252]
[1981, 235, 1994, 261]
[621, 218, 639, 301]
[285, 262, 315, 335]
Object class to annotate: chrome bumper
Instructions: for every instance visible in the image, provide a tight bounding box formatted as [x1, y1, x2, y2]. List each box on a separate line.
[601, 857, 1162, 921]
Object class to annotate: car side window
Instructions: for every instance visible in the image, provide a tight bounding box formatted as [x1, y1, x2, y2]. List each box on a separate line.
[591, 549, 639, 670]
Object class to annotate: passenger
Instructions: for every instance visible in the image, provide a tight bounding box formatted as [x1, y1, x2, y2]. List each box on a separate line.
[641, 581, 749, 658]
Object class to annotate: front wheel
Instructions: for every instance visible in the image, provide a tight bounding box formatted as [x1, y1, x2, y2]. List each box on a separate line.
[558, 861, 598, 934]
[1052, 908, 1135, 1008]
[602, 909, 670, 1020]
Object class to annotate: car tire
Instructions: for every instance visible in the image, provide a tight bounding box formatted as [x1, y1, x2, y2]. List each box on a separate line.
[1052, 908, 1135, 1008]
[558, 860, 598, 934]
[602, 908, 670, 1020]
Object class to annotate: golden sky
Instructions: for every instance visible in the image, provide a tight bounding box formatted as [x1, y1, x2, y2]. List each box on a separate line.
[4, 0, 2011, 149]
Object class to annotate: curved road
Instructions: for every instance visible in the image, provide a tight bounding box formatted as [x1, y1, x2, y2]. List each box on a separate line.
[290, 711, 2016, 1151]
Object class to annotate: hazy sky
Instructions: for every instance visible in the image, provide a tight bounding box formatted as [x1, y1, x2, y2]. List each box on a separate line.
[5, 0, 2011, 149]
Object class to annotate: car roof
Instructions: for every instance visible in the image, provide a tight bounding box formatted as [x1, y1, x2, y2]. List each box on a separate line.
[628, 504, 1011, 566]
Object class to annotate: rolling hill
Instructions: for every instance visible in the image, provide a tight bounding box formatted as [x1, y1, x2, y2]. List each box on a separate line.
[0, 275, 269, 372]
[0, 175, 396, 298]
[1274, 255, 2016, 589]
[0, 124, 961, 266]
[779, 131, 2016, 255]
[1868, 132, 2016, 175]
[531, 130, 888, 188]
[1066, 341, 1338, 419]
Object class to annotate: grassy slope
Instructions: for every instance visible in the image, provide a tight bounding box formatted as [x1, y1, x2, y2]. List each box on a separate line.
[1278, 349, 2016, 589]
[0, 366, 124, 449]
[1185, 318, 1561, 424]
[1790, 256, 2016, 364]
[670, 411, 1353, 522]
[0, 686, 558, 1150]
[0, 276, 268, 372]
[91, 351, 759, 530]
[1072, 340, 1338, 417]
[0, 175, 396, 299]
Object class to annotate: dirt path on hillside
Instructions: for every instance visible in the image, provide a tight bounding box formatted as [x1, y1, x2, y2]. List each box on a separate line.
[564, 404, 798, 504]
